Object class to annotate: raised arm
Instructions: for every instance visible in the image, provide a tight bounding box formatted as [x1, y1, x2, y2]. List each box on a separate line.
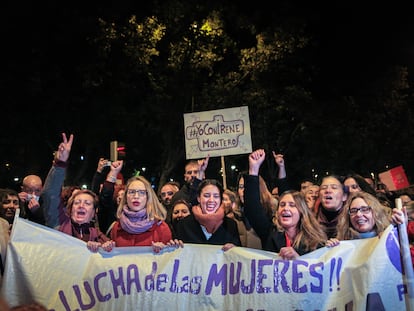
[42, 133, 74, 228]
[91, 158, 111, 194]
[272, 151, 291, 194]
[244, 149, 273, 244]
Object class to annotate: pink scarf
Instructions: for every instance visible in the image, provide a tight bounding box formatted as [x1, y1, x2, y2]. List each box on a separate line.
[120, 205, 155, 234]
[192, 204, 224, 234]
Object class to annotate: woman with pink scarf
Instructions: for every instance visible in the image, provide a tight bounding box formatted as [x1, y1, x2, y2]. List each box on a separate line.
[173, 179, 241, 251]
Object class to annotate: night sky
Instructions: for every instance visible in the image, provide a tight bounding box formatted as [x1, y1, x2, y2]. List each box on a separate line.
[307, 3, 414, 95]
[1, 1, 413, 189]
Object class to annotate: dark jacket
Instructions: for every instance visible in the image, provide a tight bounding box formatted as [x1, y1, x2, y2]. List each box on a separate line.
[174, 214, 241, 246]
[98, 180, 118, 235]
[243, 174, 315, 255]
[170, 178, 202, 207]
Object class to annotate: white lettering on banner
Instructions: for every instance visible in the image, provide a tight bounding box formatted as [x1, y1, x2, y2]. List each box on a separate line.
[1, 218, 413, 311]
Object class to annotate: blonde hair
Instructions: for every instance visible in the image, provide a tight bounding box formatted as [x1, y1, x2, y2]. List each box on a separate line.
[336, 191, 391, 240]
[117, 176, 167, 221]
[273, 190, 327, 251]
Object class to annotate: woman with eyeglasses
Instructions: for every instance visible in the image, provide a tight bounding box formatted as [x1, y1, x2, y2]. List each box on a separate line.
[326, 191, 391, 247]
[110, 176, 183, 253]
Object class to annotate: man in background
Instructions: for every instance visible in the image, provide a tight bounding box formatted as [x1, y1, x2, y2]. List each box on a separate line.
[18, 174, 45, 225]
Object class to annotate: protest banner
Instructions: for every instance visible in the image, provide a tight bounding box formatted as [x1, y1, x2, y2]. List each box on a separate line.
[1, 216, 412, 311]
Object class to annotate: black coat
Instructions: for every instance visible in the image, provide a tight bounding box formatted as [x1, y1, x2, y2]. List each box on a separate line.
[174, 213, 241, 246]
[243, 174, 315, 255]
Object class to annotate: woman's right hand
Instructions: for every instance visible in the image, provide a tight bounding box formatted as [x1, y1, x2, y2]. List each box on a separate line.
[248, 149, 265, 175]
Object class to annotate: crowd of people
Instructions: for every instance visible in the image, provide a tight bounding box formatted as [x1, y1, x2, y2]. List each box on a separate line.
[0, 133, 413, 309]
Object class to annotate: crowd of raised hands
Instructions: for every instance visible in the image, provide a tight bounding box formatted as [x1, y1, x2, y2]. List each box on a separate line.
[2, 133, 413, 264]
[246, 148, 413, 262]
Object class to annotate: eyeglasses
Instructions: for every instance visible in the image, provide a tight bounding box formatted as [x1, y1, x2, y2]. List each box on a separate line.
[127, 189, 147, 197]
[2, 199, 19, 205]
[348, 206, 371, 215]
[161, 191, 174, 197]
[185, 170, 199, 175]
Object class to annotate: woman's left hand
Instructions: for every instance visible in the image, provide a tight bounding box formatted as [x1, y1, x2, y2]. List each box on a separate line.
[101, 240, 115, 252]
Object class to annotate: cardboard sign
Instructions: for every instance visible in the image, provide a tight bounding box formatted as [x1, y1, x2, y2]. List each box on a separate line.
[183, 106, 252, 159]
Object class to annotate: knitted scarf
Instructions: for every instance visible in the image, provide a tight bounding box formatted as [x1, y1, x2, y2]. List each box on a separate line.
[192, 204, 224, 234]
[120, 205, 155, 234]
